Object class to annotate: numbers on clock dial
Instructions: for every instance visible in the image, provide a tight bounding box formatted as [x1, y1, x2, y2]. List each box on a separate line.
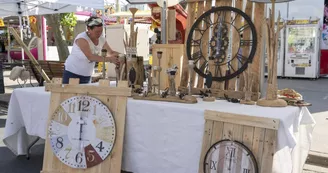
[78, 100, 90, 112]
[49, 95, 116, 169]
[96, 141, 104, 152]
[56, 137, 64, 149]
[203, 140, 258, 173]
[75, 152, 83, 164]
[209, 160, 217, 170]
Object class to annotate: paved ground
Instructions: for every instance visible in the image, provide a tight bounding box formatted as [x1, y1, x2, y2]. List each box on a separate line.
[0, 70, 327, 173]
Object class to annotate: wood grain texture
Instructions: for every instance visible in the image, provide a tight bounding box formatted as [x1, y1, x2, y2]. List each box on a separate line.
[192, 1, 204, 87]
[228, 0, 243, 91]
[252, 3, 265, 93]
[204, 110, 279, 130]
[152, 44, 184, 90]
[238, 0, 253, 92]
[197, 0, 212, 88]
[181, 2, 197, 87]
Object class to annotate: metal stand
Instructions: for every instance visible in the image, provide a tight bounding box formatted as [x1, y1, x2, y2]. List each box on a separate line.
[26, 137, 40, 160]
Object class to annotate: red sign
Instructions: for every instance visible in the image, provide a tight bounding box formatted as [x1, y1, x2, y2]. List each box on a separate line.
[320, 50, 328, 74]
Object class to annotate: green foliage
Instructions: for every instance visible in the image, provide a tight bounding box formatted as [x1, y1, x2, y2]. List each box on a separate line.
[60, 13, 77, 32]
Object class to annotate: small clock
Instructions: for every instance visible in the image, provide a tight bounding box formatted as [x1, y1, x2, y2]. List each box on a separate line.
[203, 139, 258, 173]
[48, 95, 116, 169]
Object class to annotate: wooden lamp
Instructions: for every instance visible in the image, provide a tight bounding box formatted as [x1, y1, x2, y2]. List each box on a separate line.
[251, 0, 294, 107]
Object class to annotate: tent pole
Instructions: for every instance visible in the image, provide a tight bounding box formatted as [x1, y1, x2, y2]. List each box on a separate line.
[161, 0, 167, 44]
[19, 15, 25, 61]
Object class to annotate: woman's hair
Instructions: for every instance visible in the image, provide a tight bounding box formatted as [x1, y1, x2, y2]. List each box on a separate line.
[85, 17, 103, 29]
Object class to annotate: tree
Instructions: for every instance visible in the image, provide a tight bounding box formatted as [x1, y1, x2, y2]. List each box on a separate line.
[44, 13, 77, 61]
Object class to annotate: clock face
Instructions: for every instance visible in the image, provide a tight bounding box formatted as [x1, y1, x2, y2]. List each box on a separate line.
[186, 6, 257, 81]
[48, 96, 116, 169]
[204, 139, 258, 173]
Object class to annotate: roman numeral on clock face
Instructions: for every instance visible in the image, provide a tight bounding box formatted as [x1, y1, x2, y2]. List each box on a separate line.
[209, 160, 217, 170]
[243, 168, 250, 173]
[240, 40, 253, 47]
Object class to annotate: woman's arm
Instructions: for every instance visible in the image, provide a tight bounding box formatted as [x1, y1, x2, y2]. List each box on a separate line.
[76, 38, 110, 62]
[103, 41, 120, 55]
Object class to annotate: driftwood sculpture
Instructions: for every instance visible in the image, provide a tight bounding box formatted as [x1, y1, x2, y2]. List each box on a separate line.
[240, 64, 255, 105]
[257, 2, 287, 107]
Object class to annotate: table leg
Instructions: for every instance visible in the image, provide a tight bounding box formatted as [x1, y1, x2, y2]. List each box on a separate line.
[26, 137, 40, 160]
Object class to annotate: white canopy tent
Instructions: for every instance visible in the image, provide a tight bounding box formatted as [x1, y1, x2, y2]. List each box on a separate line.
[0, 0, 109, 18]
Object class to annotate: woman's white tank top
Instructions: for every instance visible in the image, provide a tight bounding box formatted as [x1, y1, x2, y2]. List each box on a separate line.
[64, 32, 106, 76]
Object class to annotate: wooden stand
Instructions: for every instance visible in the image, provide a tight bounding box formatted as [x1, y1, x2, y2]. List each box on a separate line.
[178, 87, 260, 101]
[199, 110, 279, 173]
[133, 94, 197, 104]
[240, 64, 255, 105]
[41, 78, 131, 173]
[152, 44, 184, 90]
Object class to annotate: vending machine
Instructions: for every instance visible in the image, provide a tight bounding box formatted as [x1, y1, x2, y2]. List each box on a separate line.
[265, 22, 285, 77]
[284, 19, 321, 79]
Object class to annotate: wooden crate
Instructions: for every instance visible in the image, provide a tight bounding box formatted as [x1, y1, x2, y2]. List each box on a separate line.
[152, 44, 184, 90]
[199, 110, 279, 173]
[41, 78, 131, 173]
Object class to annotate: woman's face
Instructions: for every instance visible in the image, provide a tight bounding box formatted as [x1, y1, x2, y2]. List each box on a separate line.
[88, 26, 103, 39]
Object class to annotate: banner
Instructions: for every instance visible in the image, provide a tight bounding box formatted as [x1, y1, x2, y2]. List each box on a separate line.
[322, 1, 328, 49]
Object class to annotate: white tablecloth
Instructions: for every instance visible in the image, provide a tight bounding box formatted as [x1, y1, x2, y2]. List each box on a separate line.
[3, 86, 316, 173]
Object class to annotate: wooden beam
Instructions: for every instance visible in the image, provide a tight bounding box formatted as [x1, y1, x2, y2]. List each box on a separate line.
[204, 110, 280, 130]
[9, 27, 50, 83]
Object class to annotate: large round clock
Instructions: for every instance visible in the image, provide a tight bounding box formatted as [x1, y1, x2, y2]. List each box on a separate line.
[48, 95, 116, 169]
[204, 139, 258, 173]
[186, 6, 257, 81]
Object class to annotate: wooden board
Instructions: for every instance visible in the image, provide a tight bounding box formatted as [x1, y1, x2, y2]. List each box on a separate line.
[198, 110, 279, 173]
[197, 0, 212, 88]
[238, 0, 253, 92]
[168, 9, 176, 41]
[152, 44, 184, 90]
[133, 95, 197, 104]
[252, 3, 265, 93]
[41, 78, 131, 173]
[180, 1, 198, 87]
[228, 0, 243, 91]
[178, 86, 260, 101]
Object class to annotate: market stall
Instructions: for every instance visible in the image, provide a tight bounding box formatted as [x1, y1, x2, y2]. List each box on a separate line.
[3, 83, 315, 173]
[1, 0, 317, 172]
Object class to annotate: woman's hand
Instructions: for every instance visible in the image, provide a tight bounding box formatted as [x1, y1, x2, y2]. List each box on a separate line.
[105, 54, 119, 65]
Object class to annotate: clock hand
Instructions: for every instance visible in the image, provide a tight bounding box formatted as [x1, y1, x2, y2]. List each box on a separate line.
[228, 150, 232, 171]
[78, 112, 84, 151]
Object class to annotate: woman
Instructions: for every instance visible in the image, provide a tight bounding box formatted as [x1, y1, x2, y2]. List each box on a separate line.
[63, 16, 119, 84]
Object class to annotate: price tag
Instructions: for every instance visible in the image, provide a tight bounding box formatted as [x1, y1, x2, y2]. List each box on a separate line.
[126, 47, 137, 54]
